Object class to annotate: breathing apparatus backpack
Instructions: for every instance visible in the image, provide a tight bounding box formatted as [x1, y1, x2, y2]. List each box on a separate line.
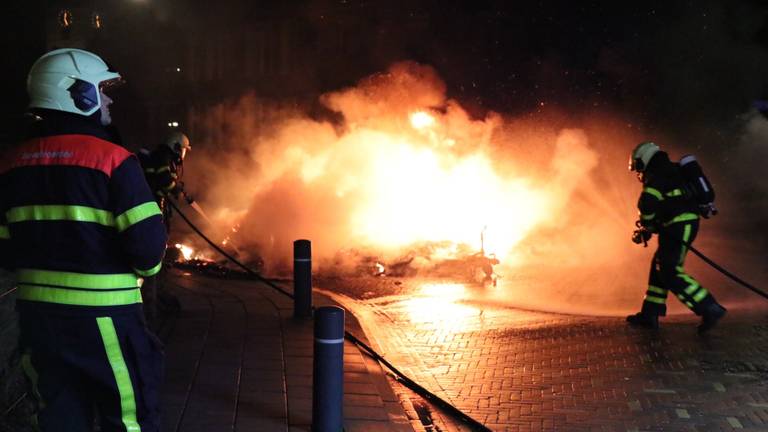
[679, 155, 717, 218]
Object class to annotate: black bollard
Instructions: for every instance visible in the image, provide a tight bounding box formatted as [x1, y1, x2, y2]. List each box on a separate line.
[294, 239, 313, 318]
[313, 306, 345, 432]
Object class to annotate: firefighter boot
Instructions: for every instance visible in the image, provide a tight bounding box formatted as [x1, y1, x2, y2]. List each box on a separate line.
[626, 302, 663, 330]
[698, 301, 727, 334]
[626, 312, 659, 329]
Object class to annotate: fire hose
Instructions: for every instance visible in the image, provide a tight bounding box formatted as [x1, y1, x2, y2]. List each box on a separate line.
[168, 198, 293, 300]
[167, 199, 493, 432]
[672, 238, 768, 301]
[633, 226, 768, 301]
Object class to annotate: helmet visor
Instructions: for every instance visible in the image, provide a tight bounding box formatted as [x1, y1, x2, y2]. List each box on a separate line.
[99, 77, 124, 93]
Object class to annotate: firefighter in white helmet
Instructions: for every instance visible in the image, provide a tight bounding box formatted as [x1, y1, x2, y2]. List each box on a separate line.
[2, 48, 166, 431]
[136, 131, 190, 318]
[627, 141, 726, 333]
[140, 131, 193, 232]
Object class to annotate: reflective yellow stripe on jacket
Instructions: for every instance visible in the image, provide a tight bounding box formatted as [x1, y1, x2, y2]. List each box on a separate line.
[134, 262, 162, 277]
[114, 202, 162, 232]
[15, 269, 142, 306]
[665, 188, 685, 197]
[643, 187, 664, 200]
[6, 203, 161, 233]
[642, 187, 685, 201]
[641, 187, 698, 227]
[7, 205, 114, 226]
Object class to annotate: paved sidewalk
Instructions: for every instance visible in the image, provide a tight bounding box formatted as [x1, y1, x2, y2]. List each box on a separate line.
[157, 268, 768, 432]
[158, 269, 419, 431]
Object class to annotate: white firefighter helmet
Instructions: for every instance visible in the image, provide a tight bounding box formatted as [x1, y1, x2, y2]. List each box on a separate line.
[27, 48, 122, 116]
[166, 131, 191, 159]
[629, 141, 660, 172]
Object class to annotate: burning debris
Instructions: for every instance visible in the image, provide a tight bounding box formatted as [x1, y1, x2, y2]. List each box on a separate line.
[187, 62, 562, 268]
[179, 59, 655, 313]
[169, 242, 263, 278]
[324, 240, 501, 284]
[174, 243, 200, 261]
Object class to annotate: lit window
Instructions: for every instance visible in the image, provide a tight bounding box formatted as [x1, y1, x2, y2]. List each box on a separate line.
[92, 13, 102, 29]
[59, 9, 73, 28]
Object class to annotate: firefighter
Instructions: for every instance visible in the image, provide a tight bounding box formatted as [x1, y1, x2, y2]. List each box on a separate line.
[140, 131, 192, 233]
[0, 48, 167, 431]
[627, 141, 727, 333]
[138, 132, 191, 317]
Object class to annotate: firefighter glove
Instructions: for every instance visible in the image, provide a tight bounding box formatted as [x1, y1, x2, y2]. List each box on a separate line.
[183, 191, 195, 205]
[169, 181, 184, 199]
[632, 228, 652, 247]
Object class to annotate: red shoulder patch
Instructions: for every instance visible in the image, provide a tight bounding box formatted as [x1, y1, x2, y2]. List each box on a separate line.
[5, 135, 131, 177]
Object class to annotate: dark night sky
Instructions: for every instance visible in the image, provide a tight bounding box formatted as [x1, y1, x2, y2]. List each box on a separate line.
[2, 0, 768, 145]
[354, 0, 768, 128]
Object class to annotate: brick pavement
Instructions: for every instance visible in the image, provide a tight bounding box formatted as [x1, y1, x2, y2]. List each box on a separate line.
[160, 270, 420, 431]
[325, 282, 768, 432]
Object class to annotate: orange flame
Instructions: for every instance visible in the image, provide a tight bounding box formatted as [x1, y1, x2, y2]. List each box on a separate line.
[175, 243, 194, 260]
[193, 63, 608, 272]
[190, 63, 651, 314]
[347, 113, 550, 261]
[409, 111, 435, 129]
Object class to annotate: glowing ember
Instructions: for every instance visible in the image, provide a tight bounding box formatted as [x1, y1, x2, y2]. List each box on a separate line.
[219, 223, 242, 252]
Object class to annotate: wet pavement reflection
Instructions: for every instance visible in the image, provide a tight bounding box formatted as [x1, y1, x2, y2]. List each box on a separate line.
[318, 275, 768, 431]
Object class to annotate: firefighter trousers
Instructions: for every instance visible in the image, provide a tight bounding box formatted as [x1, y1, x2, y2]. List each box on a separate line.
[17, 303, 163, 432]
[640, 219, 716, 316]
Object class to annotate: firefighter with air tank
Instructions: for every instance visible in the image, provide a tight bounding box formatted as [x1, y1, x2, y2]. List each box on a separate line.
[627, 141, 726, 333]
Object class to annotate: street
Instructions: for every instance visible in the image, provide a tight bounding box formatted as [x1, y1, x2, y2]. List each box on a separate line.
[317, 273, 768, 431]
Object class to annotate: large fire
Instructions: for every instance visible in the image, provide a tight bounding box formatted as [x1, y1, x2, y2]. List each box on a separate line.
[349, 110, 549, 260]
[189, 61, 640, 290]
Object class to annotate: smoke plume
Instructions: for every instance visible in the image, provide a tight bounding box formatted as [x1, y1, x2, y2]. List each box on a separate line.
[182, 60, 767, 316]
